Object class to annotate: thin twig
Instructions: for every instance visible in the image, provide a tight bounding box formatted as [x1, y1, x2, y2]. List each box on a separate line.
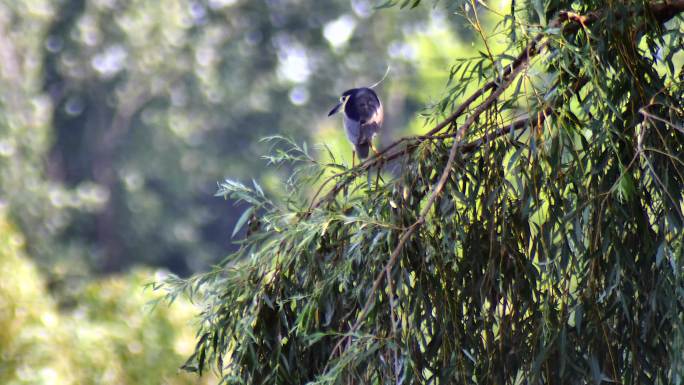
[385, 266, 400, 384]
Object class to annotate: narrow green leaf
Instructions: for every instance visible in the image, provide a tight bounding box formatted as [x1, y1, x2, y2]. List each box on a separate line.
[233, 207, 255, 238]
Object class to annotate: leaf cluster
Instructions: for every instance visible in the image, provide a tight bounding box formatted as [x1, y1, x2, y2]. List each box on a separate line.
[160, 1, 684, 384]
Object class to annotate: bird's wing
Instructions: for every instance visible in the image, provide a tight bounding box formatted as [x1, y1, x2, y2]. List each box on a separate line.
[360, 121, 379, 144]
[360, 103, 383, 140]
[347, 118, 370, 158]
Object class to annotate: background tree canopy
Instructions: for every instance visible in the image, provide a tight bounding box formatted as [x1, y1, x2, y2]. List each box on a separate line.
[1, 0, 441, 279]
[158, 0, 684, 384]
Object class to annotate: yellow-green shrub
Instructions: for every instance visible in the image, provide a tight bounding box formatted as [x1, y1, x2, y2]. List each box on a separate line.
[0, 210, 214, 385]
[0, 211, 78, 385]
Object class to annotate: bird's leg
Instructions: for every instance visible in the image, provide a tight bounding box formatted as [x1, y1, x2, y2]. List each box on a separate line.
[370, 142, 379, 156]
[375, 164, 382, 188]
[370, 141, 387, 188]
[367, 167, 372, 192]
[370, 141, 383, 160]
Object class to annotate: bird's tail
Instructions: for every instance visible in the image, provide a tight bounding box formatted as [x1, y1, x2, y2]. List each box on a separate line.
[355, 143, 370, 159]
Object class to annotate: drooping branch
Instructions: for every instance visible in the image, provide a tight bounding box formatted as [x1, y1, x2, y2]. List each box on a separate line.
[461, 76, 589, 153]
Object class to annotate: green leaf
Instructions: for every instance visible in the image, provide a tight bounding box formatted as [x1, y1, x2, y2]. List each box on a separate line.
[655, 241, 665, 266]
[617, 171, 635, 201]
[374, 0, 398, 9]
[532, 0, 546, 25]
[253, 179, 264, 197]
[232, 207, 255, 238]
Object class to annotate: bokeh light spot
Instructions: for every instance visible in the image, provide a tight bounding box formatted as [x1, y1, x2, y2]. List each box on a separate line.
[323, 14, 356, 49]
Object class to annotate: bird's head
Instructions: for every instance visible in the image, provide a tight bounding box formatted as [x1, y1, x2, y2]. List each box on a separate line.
[327, 89, 355, 117]
[327, 88, 381, 119]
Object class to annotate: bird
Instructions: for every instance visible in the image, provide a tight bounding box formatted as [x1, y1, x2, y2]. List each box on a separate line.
[328, 87, 383, 166]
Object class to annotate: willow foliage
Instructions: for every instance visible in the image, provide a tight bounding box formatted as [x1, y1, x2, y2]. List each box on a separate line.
[160, 1, 684, 383]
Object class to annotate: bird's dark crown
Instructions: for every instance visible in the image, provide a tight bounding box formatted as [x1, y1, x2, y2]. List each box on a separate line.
[340, 87, 379, 100]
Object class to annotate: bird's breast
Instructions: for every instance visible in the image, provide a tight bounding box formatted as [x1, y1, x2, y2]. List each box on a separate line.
[343, 114, 361, 144]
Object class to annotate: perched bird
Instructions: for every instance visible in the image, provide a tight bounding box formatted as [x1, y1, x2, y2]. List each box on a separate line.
[328, 87, 384, 164]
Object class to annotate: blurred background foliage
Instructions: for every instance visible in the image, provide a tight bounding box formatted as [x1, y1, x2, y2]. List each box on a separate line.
[0, 0, 501, 383]
[0, 208, 215, 384]
[0, 0, 484, 278]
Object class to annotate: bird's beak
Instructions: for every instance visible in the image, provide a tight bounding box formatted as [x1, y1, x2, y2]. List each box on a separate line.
[328, 95, 349, 116]
[328, 102, 343, 116]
